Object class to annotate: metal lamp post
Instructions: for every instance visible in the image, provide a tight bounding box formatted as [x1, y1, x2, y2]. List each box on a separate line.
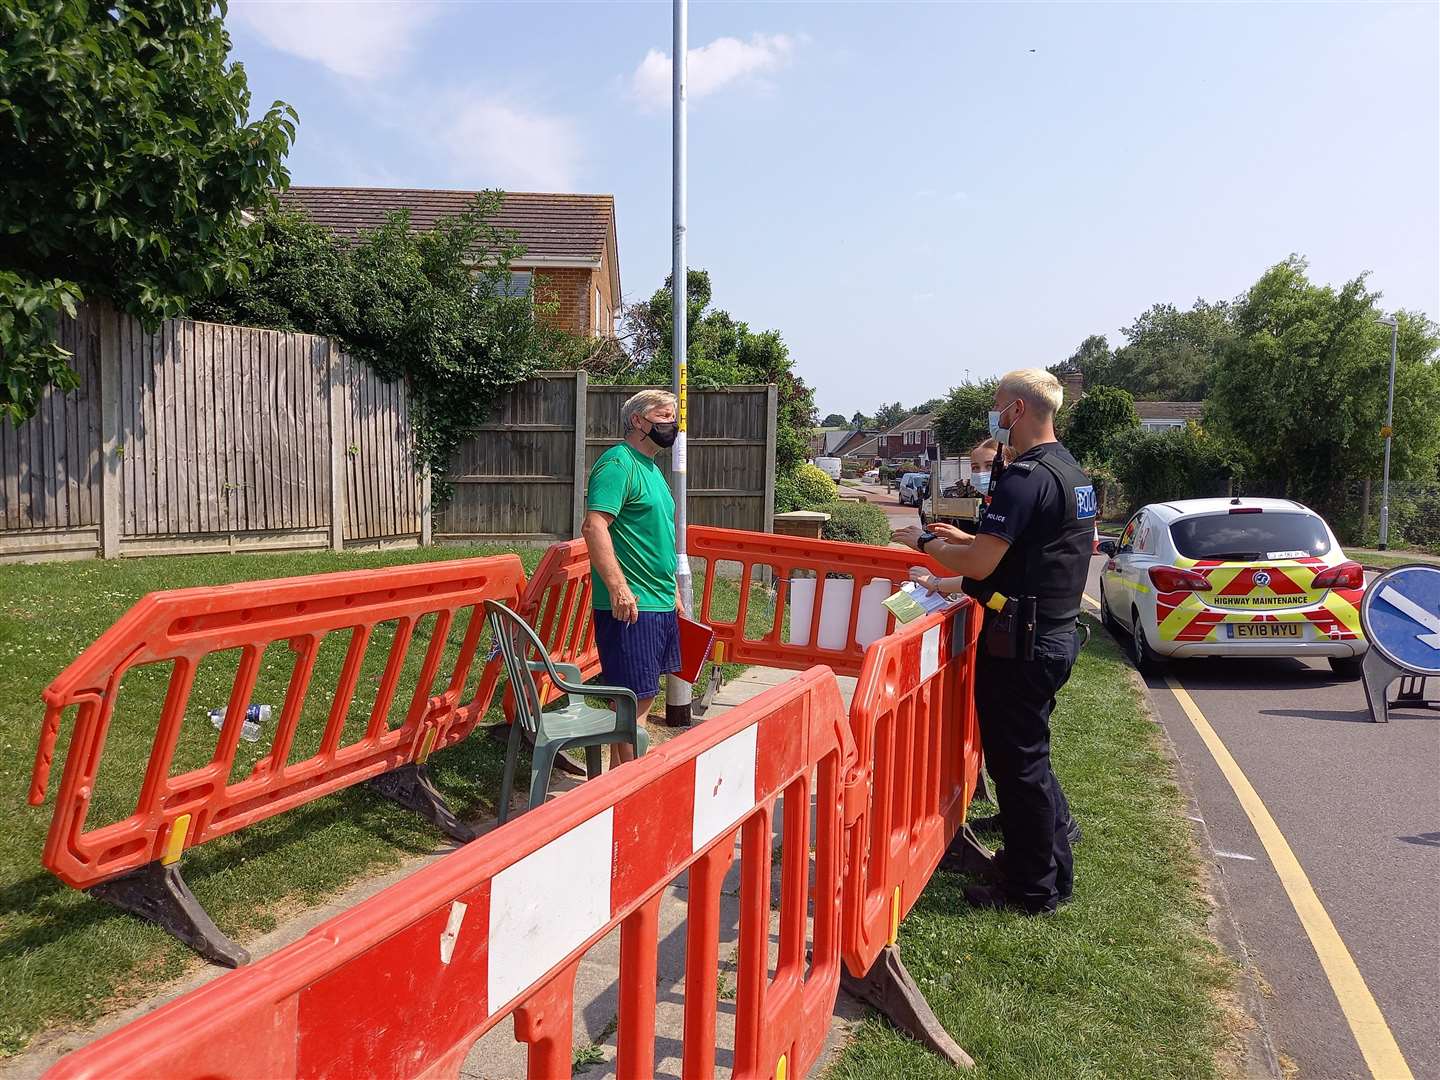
[1377, 314, 1399, 551]
[664, 0, 693, 727]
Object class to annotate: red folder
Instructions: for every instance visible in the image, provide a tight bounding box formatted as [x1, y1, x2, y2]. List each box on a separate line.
[676, 615, 717, 683]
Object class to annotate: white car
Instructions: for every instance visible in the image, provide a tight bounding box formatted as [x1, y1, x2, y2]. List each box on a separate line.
[863, 468, 880, 482]
[897, 472, 929, 506]
[1097, 497, 1367, 677]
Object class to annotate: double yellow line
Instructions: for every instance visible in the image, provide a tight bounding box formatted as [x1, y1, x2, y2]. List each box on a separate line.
[1080, 591, 1412, 1078]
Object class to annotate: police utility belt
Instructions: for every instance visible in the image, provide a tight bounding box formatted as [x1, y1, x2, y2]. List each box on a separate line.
[978, 590, 1039, 661]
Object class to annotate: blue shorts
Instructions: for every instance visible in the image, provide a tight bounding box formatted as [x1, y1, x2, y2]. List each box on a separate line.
[592, 609, 681, 700]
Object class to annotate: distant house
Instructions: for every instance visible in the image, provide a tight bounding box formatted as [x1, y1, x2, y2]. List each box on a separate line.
[278, 186, 621, 338]
[1134, 401, 1205, 432]
[877, 412, 936, 461]
[838, 434, 880, 463]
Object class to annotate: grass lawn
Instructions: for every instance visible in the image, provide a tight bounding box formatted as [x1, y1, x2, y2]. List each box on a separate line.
[1347, 546, 1440, 569]
[826, 615, 1235, 1080]
[0, 545, 776, 1057]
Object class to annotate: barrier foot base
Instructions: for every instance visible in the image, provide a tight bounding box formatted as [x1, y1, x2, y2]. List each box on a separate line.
[938, 824, 996, 877]
[89, 863, 249, 968]
[693, 665, 726, 717]
[366, 763, 478, 843]
[841, 945, 974, 1069]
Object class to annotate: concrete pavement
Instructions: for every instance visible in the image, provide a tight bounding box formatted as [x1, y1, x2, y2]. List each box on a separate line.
[1085, 558, 1440, 1079]
[847, 480, 921, 531]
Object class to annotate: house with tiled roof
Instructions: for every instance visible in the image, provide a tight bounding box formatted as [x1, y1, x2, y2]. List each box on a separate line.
[1134, 401, 1206, 431]
[878, 412, 936, 461]
[278, 187, 621, 338]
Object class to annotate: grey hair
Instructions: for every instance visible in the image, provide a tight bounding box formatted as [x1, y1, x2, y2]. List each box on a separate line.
[621, 388, 678, 430]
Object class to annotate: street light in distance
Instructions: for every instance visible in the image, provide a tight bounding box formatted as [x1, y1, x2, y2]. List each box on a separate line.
[1377, 314, 1399, 551]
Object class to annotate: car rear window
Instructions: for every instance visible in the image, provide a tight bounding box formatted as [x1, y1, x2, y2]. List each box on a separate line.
[1169, 511, 1331, 561]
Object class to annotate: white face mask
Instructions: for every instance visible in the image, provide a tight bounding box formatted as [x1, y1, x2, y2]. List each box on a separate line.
[988, 401, 1019, 446]
[972, 471, 991, 494]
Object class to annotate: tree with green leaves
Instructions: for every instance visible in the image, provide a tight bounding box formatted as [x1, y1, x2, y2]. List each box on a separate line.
[821, 413, 847, 427]
[849, 410, 870, 429]
[1111, 424, 1237, 511]
[934, 379, 998, 453]
[872, 402, 908, 430]
[1110, 300, 1232, 401]
[911, 397, 945, 416]
[616, 269, 818, 474]
[1208, 257, 1440, 518]
[0, 0, 297, 424]
[1050, 334, 1114, 388]
[1064, 385, 1140, 468]
[194, 196, 554, 494]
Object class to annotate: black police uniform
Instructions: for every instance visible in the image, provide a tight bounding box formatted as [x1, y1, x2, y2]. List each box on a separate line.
[963, 441, 1094, 911]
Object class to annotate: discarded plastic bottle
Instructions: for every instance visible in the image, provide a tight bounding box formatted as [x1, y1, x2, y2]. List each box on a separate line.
[207, 703, 272, 742]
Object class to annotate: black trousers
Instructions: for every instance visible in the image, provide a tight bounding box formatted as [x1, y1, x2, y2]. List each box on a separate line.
[974, 629, 1079, 910]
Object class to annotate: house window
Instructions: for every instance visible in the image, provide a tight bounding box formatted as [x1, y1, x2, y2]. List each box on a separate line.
[503, 271, 532, 298]
[593, 287, 602, 336]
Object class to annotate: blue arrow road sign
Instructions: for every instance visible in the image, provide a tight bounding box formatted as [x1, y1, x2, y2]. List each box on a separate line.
[1360, 564, 1440, 676]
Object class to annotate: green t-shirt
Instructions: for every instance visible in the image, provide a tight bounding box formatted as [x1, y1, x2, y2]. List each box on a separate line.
[586, 442, 677, 611]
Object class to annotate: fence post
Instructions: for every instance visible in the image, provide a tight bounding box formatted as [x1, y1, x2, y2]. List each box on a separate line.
[763, 383, 777, 534]
[420, 466, 433, 546]
[98, 305, 122, 559]
[327, 342, 346, 552]
[572, 371, 589, 538]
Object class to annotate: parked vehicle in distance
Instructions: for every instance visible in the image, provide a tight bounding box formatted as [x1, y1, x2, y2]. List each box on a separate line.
[862, 468, 880, 482]
[897, 472, 929, 507]
[1098, 497, 1367, 677]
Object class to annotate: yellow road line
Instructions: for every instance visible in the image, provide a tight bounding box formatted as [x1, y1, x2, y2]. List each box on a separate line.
[1165, 678, 1413, 1080]
[1082, 592, 1101, 611]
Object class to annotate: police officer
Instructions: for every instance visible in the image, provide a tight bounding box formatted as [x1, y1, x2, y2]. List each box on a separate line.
[894, 368, 1094, 915]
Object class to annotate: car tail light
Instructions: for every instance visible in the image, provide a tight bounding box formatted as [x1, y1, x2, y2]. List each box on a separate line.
[1312, 561, 1364, 590]
[1148, 565, 1213, 592]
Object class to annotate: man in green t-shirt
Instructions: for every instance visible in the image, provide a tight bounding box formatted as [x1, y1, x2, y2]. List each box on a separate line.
[580, 388, 682, 767]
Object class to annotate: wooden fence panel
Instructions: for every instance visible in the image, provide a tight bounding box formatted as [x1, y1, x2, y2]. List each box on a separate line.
[343, 350, 422, 542]
[117, 319, 333, 538]
[435, 371, 585, 542]
[584, 383, 775, 535]
[2, 304, 777, 560]
[0, 304, 103, 537]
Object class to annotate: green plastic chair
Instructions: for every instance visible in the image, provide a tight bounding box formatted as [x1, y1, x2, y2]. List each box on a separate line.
[484, 600, 647, 824]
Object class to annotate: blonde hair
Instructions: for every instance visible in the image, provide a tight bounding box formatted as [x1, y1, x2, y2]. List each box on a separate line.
[621, 388, 677, 430]
[970, 437, 1014, 465]
[997, 368, 1064, 419]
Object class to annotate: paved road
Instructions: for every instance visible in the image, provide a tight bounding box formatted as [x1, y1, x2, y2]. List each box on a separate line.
[1084, 558, 1440, 1080]
[849, 481, 921, 531]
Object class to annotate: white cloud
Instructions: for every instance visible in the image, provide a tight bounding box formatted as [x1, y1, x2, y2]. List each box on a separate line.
[442, 98, 582, 192]
[229, 1, 441, 80]
[631, 34, 797, 109]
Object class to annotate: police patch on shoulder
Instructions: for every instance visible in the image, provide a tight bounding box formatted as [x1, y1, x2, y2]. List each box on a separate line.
[1008, 461, 1036, 473]
[1075, 485, 1097, 520]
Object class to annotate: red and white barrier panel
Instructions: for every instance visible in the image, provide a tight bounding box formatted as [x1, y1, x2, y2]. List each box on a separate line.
[45, 666, 856, 1080]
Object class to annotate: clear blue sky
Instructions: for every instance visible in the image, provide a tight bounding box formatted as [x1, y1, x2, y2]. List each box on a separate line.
[226, 1, 1439, 417]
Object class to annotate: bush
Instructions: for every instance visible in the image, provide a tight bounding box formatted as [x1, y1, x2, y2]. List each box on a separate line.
[795, 464, 838, 504]
[773, 471, 803, 513]
[815, 500, 891, 545]
[1111, 425, 1236, 514]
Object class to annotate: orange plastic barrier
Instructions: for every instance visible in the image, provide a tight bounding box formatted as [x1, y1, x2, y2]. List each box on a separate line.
[840, 601, 981, 975]
[45, 666, 856, 1080]
[28, 557, 523, 905]
[689, 525, 949, 677]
